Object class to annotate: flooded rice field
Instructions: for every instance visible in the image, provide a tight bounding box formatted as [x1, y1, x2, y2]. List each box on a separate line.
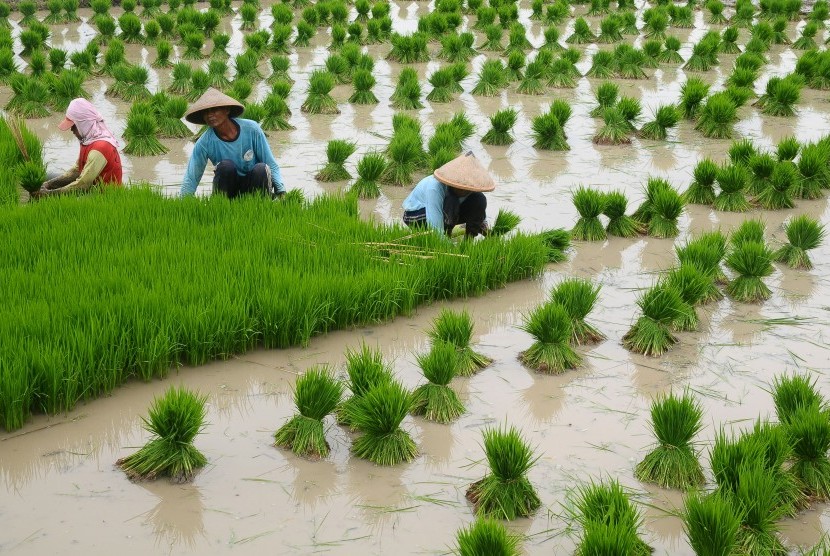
[3, 0, 830, 554]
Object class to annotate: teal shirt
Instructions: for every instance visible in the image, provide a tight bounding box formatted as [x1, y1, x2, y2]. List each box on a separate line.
[181, 118, 285, 196]
[402, 175, 474, 232]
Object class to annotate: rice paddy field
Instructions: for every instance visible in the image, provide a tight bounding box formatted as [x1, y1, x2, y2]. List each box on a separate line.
[5, 0, 830, 553]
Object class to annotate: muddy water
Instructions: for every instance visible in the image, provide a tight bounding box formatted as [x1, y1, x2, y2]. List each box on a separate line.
[4, 4, 830, 555]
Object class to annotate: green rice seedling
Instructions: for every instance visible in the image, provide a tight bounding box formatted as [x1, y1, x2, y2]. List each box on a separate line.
[49, 49, 67, 73]
[707, 0, 728, 23]
[349, 69, 378, 105]
[143, 20, 161, 45]
[683, 492, 742, 556]
[274, 366, 343, 459]
[519, 301, 581, 373]
[774, 215, 825, 270]
[757, 162, 796, 209]
[593, 107, 631, 145]
[19, 30, 45, 58]
[455, 518, 521, 556]
[811, 0, 829, 25]
[123, 110, 168, 157]
[44, 0, 64, 24]
[29, 51, 49, 79]
[597, 15, 624, 44]
[390, 70, 423, 110]
[167, 63, 192, 95]
[537, 229, 570, 263]
[118, 13, 144, 43]
[571, 186, 607, 241]
[635, 391, 705, 489]
[411, 341, 464, 423]
[315, 139, 356, 182]
[572, 479, 651, 556]
[472, 59, 507, 96]
[729, 461, 789, 555]
[793, 21, 818, 50]
[786, 403, 830, 499]
[116, 386, 208, 482]
[727, 68, 758, 96]
[664, 264, 712, 329]
[268, 56, 291, 85]
[426, 68, 456, 103]
[695, 93, 737, 139]
[155, 13, 174, 39]
[714, 163, 751, 212]
[428, 309, 491, 376]
[324, 54, 350, 85]
[5, 75, 50, 118]
[517, 59, 545, 95]
[532, 112, 568, 151]
[603, 191, 642, 238]
[347, 22, 364, 44]
[760, 76, 801, 117]
[550, 278, 605, 345]
[748, 153, 777, 195]
[270, 24, 292, 54]
[796, 143, 830, 199]
[16, 160, 47, 194]
[504, 22, 531, 54]
[337, 343, 394, 427]
[621, 11, 639, 34]
[480, 24, 504, 51]
[541, 26, 564, 52]
[491, 209, 521, 237]
[383, 129, 422, 186]
[642, 40, 663, 68]
[152, 40, 173, 69]
[648, 185, 684, 238]
[777, 136, 800, 164]
[181, 32, 204, 60]
[466, 425, 541, 519]
[349, 379, 417, 466]
[0, 48, 17, 83]
[234, 50, 262, 82]
[260, 93, 293, 131]
[613, 45, 648, 79]
[301, 70, 339, 115]
[155, 96, 191, 139]
[718, 26, 742, 54]
[632, 177, 670, 225]
[548, 100, 572, 133]
[505, 51, 525, 81]
[729, 139, 757, 168]
[638, 105, 679, 140]
[481, 108, 517, 146]
[590, 82, 619, 118]
[726, 240, 774, 302]
[772, 373, 825, 426]
[617, 96, 641, 132]
[623, 285, 687, 356]
[734, 52, 766, 73]
[731, 219, 766, 248]
[446, 62, 468, 94]
[659, 36, 684, 64]
[586, 50, 616, 79]
[17, 0, 37, 25]
[48, 70, 89, 112]
[206, 60, 230, 90]
[239, 3, 258, 31]
[69, 49, 96, 74]
[684, 158, 718, 204]
[293, 20, 315, 47]
[772, 16, 790, 44]
[684, 41, 716, 72]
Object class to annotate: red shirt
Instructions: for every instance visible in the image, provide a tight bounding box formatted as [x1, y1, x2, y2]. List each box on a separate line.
[79, 140, 123, 186]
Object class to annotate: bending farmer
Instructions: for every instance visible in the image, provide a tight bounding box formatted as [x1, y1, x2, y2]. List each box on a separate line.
[181, 88, 286, 198]
[37, 98, 123, 196]
[402, 151, 493, 238]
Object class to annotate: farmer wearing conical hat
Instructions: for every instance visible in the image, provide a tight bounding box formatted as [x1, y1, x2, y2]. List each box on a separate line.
[402, 151, 493, 238]
[181, 88, 286, 199]
[35, 98, 123, 196]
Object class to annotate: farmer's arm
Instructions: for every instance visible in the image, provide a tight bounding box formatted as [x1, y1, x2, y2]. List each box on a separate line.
[253, 124, 285, 195]
[42, 163, 80, 190]
[181, 141, 209, 196]
[423, 180, 446, 232]
[61, 151, 108, 192]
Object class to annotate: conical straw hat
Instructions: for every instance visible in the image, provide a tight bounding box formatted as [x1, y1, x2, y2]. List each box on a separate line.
[433, 151, 496, 193]
[184, 88, 245, 125]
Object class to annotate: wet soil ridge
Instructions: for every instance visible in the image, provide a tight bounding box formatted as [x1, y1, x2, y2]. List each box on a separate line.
[0, 188, 548, 431]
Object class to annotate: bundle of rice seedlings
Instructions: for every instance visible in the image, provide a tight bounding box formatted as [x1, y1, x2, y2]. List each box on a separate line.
[642, 40, 663, 68]
[466, 425, 541, 519]
[757, 162, 796, 209]
[725, 240, 774, 302]
[17, 0, 37, 25]
[0, 48, 17, 84]
[794, 22, 818, 50]
[771, 17, 790, 44]
[324, 54, 349, 85]
[143, 20, 161, 45]
[301, 70, 339, 114]
[336, 344, 393, 427]
[613, 45, 648, 79]
[538, 229, 571, 263]
[676, 232, 729, 295]
[658, 36, 684, 64]
[314, 139, 356, 182]
[684, 41, 716, 72]
[664, 263, 712, 330]
[44, 0, 64, 24]
[684, 158, 718, 204]
[348, 69, 378, 105]
[727, 68, 757, 98]
[683, 492, 742, 556]
[586, 50, 616, 78]
[695, 93, 737, 139]
[519, 301, 581, 373]
[614, 97, 640, 133]
[644, 10, 669, 40]
[648, 185, 684, 239]
[19, 30, 46, 58]
[16, 160, 47, 194]
[116, 386, 207, 482]
[760, 75, 801, 117]
[504, 51, 525, 82]
[730, 461, 789, 554]
[454, 519, 521, 556]
[728, 139, 757, 168]
[593, 107, 631, 145]
[207, 60, 231, 90]
[549, 57, 579, 89]
[273, 366, 343, 459]
[810, 0, 829, 25]
[348, 379, 417, 466]
[541, 26, 564, 52]
[383, 129, 422, 186]
[784, 403, 830, 499]
[622, 285, 687, 356]
[590, 82, 619, 118]
[268, 55, 291, 85]
[603, 191, 642, 237]
[410, 341, 464, 424]
[166, 64, 192, 96]
[714, 163, 751, 212]
[426, 68, 455, 103]
[707, 0, 728, 23]
[48, 69, 89, 111]
[481, 108, 517, 146]
[550, 278, 605, 345]
[293, 20, 315, 47]
[571, 186, 607, 241]
[772, 373, 825, 426]
[49, 49, 67, 73]
[532, 112, 568, 151]
[390, 69, 422, 110]
[504, 22, 531, 54]
[428, 309, 491, 376]
[796, 143, 830, 199]
[773, 215, 825, 270]
[123, 108, 168, 157]
[717, 26, 741, 55]
[776, 137, 800, 166]
[151, 40, 173, 69]
[5, 75, 50, 118]
[270, 24, 292, 54]
[446, 62, 468, 94]
[635, 391, 705, 489]
[515, 59, 544, 94]
[638, 105, 679, 140]
[260, 94, 293, 131]
[631, 177, 669, 225]
[118, 13, 144, 43]
[480, 24, 504, 51]
[572, 479, 652, 556]
[597, 15, 623, 44]
[747, 152, 776, 195]
[471, 59, 507, 96]
[621, 11, 639, 34]
[155, 95, 191, 138]
[239, 3, 258, 30]
[490, 209, 521, 237]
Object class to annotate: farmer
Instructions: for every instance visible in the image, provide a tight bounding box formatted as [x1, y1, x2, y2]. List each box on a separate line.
[181, 88, 286, 199]
[36, 98, 123, 196]
[402, 151, 493, 238]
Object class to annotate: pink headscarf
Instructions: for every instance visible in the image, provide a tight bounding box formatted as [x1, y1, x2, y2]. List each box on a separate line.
[60, 98, 120, 149]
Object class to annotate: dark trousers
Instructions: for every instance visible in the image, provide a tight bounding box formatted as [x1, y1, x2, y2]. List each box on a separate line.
[403, 192, 488, 237]
[213, 160, 271, 199]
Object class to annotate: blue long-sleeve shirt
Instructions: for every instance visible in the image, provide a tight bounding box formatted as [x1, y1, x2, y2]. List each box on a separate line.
[402, 175, 475, 232]
[180, 118, 285, 196]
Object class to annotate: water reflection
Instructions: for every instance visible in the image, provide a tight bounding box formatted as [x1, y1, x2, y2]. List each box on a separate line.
[140, 482, 207, 549]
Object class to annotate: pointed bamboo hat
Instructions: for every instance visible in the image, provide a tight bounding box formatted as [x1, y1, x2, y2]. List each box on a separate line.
[433, 151, 496, 193]
[184, 88, 244, 125]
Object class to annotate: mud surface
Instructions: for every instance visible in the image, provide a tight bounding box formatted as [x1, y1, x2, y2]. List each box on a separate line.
[4, 3, 830, 555]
